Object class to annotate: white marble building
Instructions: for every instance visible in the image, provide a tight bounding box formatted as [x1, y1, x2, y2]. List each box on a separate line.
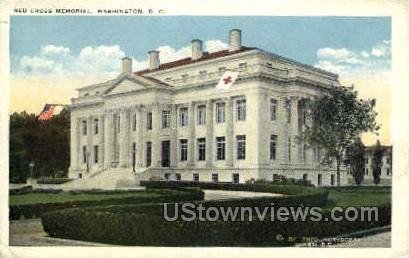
[69, 29, 348, 186]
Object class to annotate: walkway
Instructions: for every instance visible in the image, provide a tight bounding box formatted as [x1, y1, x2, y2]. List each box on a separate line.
[203, 189, 282, 200]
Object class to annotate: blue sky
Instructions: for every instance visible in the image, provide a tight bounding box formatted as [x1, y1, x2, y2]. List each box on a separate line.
[10, 16, 391, 76]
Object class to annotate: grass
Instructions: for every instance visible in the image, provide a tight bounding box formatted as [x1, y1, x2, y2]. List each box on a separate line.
[325, 186, 391, 208]
[9, 191, 161, 206]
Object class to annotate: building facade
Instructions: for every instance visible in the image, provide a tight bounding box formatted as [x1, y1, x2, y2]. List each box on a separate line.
[69, 29, 348, 186]
[360, 145, 392, 185]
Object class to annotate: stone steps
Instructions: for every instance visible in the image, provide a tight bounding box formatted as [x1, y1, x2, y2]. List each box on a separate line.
[63, 168, 146, 189]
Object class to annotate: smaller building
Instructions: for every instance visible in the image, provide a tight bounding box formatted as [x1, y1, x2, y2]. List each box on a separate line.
[353, 145, 392, 185]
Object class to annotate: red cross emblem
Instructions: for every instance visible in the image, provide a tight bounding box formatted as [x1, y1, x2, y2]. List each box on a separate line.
[223, 76, 232, 85]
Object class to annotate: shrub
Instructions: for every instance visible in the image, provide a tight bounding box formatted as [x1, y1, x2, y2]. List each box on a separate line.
[9, 185, 33, 195]
[10, 188, 204, 220]
[41, 184, 333, 246]
[140, 180, 320, 196]
[41, 198, 390, 246]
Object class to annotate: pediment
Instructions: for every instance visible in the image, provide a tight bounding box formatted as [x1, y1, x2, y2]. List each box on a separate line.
[105, 77, 147, 96]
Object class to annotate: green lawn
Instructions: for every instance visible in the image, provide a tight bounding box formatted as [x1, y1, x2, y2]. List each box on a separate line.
[10, 191, 161, 206]
[325, 186, 391, 208]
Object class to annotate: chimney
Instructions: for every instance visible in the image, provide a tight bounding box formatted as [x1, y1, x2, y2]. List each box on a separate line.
[191, 39, 203, 60]
[148, 50, 160, 70]
[121, 56, 132, 73]
[228, 29, 242, 52]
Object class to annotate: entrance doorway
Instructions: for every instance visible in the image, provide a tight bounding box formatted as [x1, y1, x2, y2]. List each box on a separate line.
[161, 140, 170, 167]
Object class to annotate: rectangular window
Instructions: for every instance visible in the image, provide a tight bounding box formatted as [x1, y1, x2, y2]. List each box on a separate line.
[216, 137, 226, 161]
[176, 173, 181, 181]
[82, 146, 87, 164]
[303, 173, 308, 181]
[236, 135, 246, 160]
[216, 102, 225, 123]
[93, 145, 99, 163]
[387, 168, 390, 175]
[270, 99, 277, 121]
[197, 138, 206, 161]
[365, 168, 369, 175]
[193, 173, 199, 182]
[318, 174, 322, 186]
[330, 174, 335, 186]
[147, 112, 152, 130]
[94, 118, 99, 135]
[302, 107, 307, 126]
[82, 120, 87, 135]
[180, 139, 188, 161]
[270, 135, 277, 160]
[236, 99, 246, 121]
[162, 110, 170, 129]
[212, 173, 219, 183]
[132, 113, 137, 131]
[179, 107, 188, 127]
[273, 174, 279, 181]
[197, 105, 206, 125]
[387, 158, 390, 164]
[146, 142, 152, 167]
[232, 173, 240, 184]
[238, 62, 247, 71]
[286, 99, 291, 123]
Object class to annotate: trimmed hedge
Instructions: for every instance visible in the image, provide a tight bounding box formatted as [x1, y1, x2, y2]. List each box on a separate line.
[140, 180, 319, 196]
[41, 183, 334, 245]
[10, 188, 204, 220]
[42, 196, 390, 246]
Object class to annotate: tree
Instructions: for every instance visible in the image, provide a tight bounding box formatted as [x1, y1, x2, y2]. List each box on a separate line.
[303, 86, 379, 186]
[345, 137, 366, 185]
[9, 108, 70, 183]
[372, 140, 383, 185]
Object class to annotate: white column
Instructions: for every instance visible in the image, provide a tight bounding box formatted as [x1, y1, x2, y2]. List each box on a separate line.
[104, 111, 114, 168]
[205, 99, 214, 167]
[290, 97, 300, 164]
[151, 104, 160, 167]
[188, 101, 196, 167]
[225, 98, 234, 167]
[281, 96, 291, 165]
[119, 109, 130, 168]
[87, 116, 93, 172]
[99, 114, 105, 168]
[69, 113, 79, 171]
[136, 106, 145, 168]
[170, 104, 178, 168]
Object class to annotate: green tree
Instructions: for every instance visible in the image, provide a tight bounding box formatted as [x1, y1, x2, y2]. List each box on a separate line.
[304, 86, 379, 186]
[9, 108, 70, 183]
[372, 140, 383, 185]
[345, 137, 366, 185]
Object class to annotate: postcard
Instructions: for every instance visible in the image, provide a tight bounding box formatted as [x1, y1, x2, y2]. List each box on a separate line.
[0, 0, 408, 258]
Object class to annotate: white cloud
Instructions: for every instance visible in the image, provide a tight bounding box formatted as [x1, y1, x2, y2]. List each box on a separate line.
[314, 40, 390, 77]
[15, 39, 228, 77]
[40, 45, 70, 56]
[205, 40, 228, 52]
[73, 45, 125, 75]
